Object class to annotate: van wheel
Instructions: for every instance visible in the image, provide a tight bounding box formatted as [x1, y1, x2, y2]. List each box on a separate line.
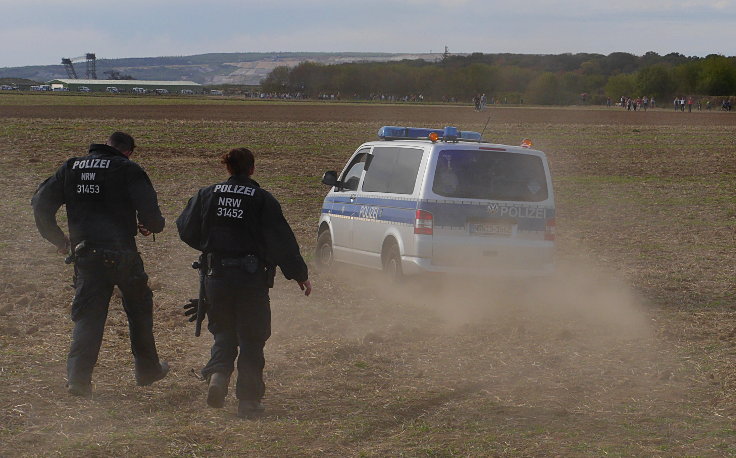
[315, 231, 334, 271]
[382, 243, 403, 282]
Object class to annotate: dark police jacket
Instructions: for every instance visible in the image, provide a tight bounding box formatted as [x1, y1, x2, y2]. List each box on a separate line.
[176, 174, 308, 283]
[32, 144, 165, 249]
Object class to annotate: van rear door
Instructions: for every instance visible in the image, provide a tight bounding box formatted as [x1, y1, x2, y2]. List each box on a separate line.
[424, 147, 555, 273]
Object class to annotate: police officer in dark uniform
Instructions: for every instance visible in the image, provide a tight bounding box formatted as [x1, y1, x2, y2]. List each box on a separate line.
[32, 132, 169, 397]
[176, 147, 311, 418]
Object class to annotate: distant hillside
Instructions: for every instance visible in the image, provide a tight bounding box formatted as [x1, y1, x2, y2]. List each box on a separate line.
[0, 52, 444, 85]
[0, 78, 37, 86]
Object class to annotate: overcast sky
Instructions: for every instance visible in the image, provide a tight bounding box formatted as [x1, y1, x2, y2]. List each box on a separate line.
[2, 0, 735, 68]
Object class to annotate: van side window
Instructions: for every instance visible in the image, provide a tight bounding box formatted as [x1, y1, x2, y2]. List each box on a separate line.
[339, 150, 369, 191]
[362, 147, 423, 194]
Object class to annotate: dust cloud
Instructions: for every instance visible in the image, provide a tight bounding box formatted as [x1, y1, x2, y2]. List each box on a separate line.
[438, 261, 649, 338]
[308, 255, 664, 414]
[326, 257, 651, 342]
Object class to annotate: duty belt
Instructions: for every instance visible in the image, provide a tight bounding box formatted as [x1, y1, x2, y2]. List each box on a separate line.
[206, 253, 260, 275]
[65, 240, 136, 265]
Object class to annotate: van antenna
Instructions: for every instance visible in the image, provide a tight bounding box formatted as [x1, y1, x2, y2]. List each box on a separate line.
[479, 112, 492, 140]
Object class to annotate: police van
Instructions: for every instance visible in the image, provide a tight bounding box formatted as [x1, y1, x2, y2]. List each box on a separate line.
[316, 126, 555, 279]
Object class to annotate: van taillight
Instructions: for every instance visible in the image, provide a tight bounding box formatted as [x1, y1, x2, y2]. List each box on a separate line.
[545, 218, 556, 241]
[414, 210, 433, 235]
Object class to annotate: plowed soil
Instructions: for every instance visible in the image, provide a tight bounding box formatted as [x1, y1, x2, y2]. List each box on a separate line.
[1, 98, 734, 456]
[2, 102, 735, 126]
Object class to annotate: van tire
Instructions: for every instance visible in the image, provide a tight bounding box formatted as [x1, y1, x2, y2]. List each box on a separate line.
[382, 243, 403, 282]
[315, 231, 334, 271]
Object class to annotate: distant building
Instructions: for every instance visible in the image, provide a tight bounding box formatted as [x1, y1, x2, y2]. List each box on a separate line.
[47, 79, 202, 93]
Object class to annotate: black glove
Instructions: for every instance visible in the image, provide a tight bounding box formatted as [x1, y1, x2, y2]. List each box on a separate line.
[183, 299, 198, 322]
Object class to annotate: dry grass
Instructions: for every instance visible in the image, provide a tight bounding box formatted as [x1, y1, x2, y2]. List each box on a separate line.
[0, 100, 734, 456]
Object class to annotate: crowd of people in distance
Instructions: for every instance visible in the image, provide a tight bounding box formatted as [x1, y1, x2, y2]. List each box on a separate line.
[615, 95, 734, 112]
[242, 91, 307, 100]
[672, 96, 732, 112]
[617, 96, 655, 111]
[471, 94, 522, 108]
[243, 91, 433, 102]
[368, 93, 425, 102]
[672, 96, 695, 112]
[473, 93, 487, 111]
[239, 89, 733, 111]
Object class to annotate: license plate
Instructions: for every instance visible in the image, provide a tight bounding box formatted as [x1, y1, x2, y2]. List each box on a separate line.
[469, 222, 512, 236]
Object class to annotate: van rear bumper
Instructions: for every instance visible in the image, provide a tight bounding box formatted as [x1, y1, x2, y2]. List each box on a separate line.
[401, 255, 555, 278]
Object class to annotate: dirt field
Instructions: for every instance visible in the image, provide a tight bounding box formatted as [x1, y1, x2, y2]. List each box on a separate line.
[1, 97, 735, 456]
[1, 100, 735, 126]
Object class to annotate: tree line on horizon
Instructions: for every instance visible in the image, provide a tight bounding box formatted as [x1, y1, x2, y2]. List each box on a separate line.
[260, 52, 736, 105]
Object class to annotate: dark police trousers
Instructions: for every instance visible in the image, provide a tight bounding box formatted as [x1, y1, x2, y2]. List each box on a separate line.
[68, 249, 162, 386]
[201, 269, 271, 401]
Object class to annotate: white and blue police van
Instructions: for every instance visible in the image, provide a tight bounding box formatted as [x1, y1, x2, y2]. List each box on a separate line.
[316, 126, 555, 279]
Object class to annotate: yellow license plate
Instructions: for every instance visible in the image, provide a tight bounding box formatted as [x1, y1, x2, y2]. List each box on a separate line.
[469, 222, 512, 236]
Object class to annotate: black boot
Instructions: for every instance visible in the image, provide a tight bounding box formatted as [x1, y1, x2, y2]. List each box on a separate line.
[136, 361, 170, 386]
[207, 372, 230, 408]
[67, 382, 92, 398]
[237, 400, 265, 419]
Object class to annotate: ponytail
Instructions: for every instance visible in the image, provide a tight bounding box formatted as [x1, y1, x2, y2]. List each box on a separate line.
[221, 148, 254, 176]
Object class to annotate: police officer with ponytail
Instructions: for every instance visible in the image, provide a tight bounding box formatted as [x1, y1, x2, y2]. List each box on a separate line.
[176, 147, 311, 418]
[32, 132, 169, 397]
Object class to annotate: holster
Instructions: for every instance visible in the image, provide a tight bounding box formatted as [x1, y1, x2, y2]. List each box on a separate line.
[69, 240, 130, 267]
[65, 240, 89, 264]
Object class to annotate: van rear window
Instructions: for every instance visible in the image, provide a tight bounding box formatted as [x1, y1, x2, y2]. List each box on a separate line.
[432, 149, 548, 202]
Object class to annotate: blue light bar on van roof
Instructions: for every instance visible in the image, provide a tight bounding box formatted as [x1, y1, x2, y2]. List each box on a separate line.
[377, 126, 482, 142]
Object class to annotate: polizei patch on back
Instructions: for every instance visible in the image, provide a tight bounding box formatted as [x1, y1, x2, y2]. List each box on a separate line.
[71, 158, 111, 169]
[214, 184, 256, 196]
